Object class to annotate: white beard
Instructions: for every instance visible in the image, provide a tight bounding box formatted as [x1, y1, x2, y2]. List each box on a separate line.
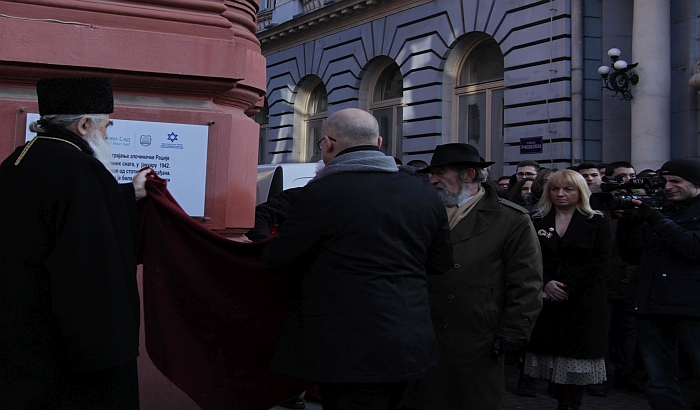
[435, 181, 473, 207]
[85, 128, 112, 170]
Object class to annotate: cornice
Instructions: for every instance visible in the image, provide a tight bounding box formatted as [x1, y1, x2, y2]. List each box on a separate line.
[1, 0, 231, 27]
[257, 0, 431, 55]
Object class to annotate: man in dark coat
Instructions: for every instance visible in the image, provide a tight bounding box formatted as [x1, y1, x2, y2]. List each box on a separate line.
[617, 158, 700, 410]
[400, 143, 543, 410]
[262, 108, 453, 409]
[0, 77, 150, 409]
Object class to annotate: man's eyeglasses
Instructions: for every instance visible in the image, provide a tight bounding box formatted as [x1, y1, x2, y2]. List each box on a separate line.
[317, 135, 337, 150]
[516, 172, 536, 178]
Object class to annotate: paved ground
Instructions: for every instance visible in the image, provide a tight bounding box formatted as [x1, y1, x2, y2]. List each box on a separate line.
[270, 363, 700, 410]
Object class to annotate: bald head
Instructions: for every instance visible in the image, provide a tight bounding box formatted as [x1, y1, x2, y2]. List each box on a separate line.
[322, 108, 379, 149]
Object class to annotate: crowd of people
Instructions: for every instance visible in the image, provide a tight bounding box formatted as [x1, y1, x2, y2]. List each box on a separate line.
[0, 77, 698, 410]
[489, 159, 700, 410]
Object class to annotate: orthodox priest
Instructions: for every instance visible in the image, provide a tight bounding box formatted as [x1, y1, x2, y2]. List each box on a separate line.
[0, 77, 150, 409]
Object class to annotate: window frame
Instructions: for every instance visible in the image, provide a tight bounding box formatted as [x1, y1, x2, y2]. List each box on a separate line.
[297, 77, 328, 163]
[369, 61, 404, 158]
[453, 38, 505, 163]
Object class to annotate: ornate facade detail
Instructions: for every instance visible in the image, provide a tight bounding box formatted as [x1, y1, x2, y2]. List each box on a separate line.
[302, 0, 324, 13]
[258, 0, 384, 44]
[689, 60, 700, 92]
[223, 0, 261, 47]
[257, 8, 274, 31]
[0, 0, 232, 32]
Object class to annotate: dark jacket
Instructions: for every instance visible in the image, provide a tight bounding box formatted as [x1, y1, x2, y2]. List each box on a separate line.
[617, 195, 700, 317]
[527, 210, 611, 359]
[262, 162, 453, 383]
[401, 184, 543, 410]
[0, 131, 140, 407]
[603, 218, 635, 301]
[247, 187, 303, 241]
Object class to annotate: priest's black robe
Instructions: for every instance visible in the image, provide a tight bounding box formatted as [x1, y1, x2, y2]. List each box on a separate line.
[0, 131, 140, 409]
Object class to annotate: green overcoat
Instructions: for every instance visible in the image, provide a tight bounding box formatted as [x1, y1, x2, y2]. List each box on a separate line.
[401, 184, 543, 410]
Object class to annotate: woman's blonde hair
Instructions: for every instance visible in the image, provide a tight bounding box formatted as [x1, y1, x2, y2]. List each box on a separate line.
[533, 169, 603, 219]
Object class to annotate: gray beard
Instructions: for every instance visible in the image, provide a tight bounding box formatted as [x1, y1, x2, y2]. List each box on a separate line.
[85, 130, 113, 171]
[435, 181, 473, 207]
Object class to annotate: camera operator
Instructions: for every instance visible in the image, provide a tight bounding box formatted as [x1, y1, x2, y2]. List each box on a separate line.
[616, 158, 700, 410]
[606, 161, 636, 183]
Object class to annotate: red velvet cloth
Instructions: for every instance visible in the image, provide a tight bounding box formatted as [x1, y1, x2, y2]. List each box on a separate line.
[137, 175, 311, 410]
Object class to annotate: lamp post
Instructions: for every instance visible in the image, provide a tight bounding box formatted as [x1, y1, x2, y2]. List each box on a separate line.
[598, 48, 639, 100]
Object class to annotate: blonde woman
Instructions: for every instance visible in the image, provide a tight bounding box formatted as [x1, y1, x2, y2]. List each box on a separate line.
[524, 170, 612, 410]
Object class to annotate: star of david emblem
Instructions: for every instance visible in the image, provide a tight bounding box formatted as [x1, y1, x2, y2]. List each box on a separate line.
[167, 132, 178, 142]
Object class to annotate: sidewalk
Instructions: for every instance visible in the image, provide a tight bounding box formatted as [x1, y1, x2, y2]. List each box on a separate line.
[270, 363, 700, 410]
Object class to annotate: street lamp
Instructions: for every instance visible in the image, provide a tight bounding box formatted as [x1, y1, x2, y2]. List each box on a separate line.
[598, 47, 639, 100]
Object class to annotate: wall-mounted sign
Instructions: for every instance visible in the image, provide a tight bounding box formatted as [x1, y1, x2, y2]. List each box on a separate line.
[26, 114, 208, 216]
[520, 136, 543, 154]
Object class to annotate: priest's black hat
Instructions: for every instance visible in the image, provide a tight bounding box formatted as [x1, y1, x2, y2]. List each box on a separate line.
[37, 77, 114, 116]
[417, 143, 495, 172]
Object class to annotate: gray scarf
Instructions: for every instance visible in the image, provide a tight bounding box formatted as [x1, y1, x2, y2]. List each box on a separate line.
[311, 149, 398, 181]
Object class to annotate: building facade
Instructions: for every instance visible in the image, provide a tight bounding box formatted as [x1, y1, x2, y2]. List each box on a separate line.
[257, 0, 700, 177]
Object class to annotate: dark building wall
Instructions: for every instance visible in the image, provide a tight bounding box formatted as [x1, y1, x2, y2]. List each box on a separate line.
[583, 0, 603, 162]
[260, 0, 700, 172]
[670, 0, 699, 160]
[262, 0, 576, 176]
[599, 0, 633, 163]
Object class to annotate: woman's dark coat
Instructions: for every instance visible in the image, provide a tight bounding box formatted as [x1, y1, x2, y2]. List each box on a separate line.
[527, 210, 611, 359]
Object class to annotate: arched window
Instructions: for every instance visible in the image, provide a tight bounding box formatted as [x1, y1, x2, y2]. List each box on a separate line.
[370, 63, 403, 158]
[455, 38, 504, 169]
[303, 81, 327, 162]
[253, 99, 269, 164]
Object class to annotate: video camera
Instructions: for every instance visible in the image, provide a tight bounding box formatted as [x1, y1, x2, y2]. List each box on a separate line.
[589, 175, 666, 211]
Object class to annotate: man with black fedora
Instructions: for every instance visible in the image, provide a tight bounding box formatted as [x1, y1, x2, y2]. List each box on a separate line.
[400, 143, 543, 410]
[0, 77, 150, 409]
[617, 158, 700, 410]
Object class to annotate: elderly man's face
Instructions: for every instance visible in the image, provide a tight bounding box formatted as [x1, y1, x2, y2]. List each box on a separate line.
[663, 174, 700, 202]
[96, 117, 112, 139]
[578, 168, 602, 187]
[429, 166, 462, 195]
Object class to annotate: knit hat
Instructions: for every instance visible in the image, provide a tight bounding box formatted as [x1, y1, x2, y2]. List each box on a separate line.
[37, 77, 114, 116]
[659, 158, 700, 186]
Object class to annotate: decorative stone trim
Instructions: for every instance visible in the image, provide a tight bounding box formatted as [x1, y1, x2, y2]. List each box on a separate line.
[258, 0, 385, 44]
[257, 8, 274, 31]
[689, 61, 700, 92]
[1, 0, 231, 28]
[302, 0, 324, 13]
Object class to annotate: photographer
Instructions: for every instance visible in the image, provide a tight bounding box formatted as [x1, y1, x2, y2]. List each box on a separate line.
[616, 158, 700, 410]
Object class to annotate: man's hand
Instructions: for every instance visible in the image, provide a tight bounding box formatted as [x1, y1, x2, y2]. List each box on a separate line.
[631, 200, 665, 225]
[229, 234, 252, 243]
[491, 336, 527, 363]
[133, 168, 153, 200]
[544, 280, 568, 302]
